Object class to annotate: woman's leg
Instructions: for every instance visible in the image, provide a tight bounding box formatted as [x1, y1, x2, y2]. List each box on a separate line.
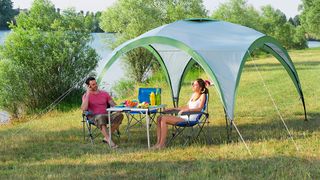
[157, 116, 184, 148]
[156, 116, 162, 145]
[153, 115, 176, 148]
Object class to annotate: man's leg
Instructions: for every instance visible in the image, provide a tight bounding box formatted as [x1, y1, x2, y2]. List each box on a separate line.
[95, 115, 117, 147]
[100, 125, 117, 146]
[110, 113, 123, 133]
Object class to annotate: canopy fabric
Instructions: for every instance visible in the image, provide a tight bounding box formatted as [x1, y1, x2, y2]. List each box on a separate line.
[98, 19, 306, 121]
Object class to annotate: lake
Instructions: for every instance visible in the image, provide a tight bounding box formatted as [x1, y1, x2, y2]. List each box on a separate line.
[308, 41, 320, 48]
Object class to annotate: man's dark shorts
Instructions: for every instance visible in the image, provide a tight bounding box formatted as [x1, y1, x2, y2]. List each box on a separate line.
[94, 112, 123, 129]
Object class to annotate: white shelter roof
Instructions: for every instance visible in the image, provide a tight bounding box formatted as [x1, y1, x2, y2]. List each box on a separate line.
[98, 19, 305, 120]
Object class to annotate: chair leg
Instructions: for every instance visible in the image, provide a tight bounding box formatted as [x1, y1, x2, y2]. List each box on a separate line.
[166, 126, 186, 146]
[194, 119, 210, 144]
[149, 113, 157, 127]
[184, 127, 193, 146]
[84, 121, 94, 144]
[82, 119, 86, 141]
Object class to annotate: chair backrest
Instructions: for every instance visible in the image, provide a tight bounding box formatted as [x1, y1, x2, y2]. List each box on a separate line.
[195, 93, 209, 121]
[138, 88, 161, 103]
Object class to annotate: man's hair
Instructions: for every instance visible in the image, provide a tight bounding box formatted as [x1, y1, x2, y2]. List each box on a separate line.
[85, 77, 96, 85]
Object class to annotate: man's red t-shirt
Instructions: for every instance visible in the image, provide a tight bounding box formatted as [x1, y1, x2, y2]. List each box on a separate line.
[82, 90, 112, 115]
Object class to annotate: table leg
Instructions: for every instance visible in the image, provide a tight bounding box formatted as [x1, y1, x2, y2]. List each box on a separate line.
[146, 110, 150, 149]
[108, 111, 112, 148]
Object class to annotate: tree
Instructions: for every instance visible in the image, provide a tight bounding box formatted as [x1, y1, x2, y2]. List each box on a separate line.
[211, 1, 307, 49]
[260, 5, 307, 49]
[211, 0, 261, 30]
[0, 0, 18, 29]
[100, 0, 207, 82]
[300, 0, 320, 39]
[0, 0, 99, 116]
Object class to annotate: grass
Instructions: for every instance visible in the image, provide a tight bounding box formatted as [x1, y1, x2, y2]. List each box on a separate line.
[1, 48, 320, 179]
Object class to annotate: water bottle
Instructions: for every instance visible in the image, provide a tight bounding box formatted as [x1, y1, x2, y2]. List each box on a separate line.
[156, 89, 161, 105]
[150, 92, 155, 106]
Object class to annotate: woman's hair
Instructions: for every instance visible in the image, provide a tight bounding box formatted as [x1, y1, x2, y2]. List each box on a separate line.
[196, 78, 209, 94]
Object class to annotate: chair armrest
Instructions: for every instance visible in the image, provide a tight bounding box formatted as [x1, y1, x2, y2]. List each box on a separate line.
[181, 111, 209, 119]
[180, 111, 205, 116]
[82, 111, 93, 117]
[161, 108, 180, 115]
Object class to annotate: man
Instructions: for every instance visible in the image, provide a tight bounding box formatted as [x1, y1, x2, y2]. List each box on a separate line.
[81, 77, 123, 148]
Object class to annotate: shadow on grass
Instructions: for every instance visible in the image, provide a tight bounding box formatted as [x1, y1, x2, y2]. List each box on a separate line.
[0, 113, 318, 164]
[210, 112, 320, 143]
[0, 155, 319, 179]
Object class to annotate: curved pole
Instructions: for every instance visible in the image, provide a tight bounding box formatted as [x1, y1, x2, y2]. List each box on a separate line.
[262, 44, 307, 121]
[97, 36, 228, 118]
[235, 36, 307, 121]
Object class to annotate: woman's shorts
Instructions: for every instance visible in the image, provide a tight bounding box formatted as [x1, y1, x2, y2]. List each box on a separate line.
[179, 114, 197, 122]
[94, 112, 123, 129]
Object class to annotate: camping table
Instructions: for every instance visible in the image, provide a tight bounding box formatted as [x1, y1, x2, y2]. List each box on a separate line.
[107, 104, 166, 149]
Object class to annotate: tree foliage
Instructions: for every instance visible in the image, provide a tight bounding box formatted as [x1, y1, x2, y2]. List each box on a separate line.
[260, 5, 307, 49]
[211, 0, 261, 30]
[211, 0, 307, 49]
[0, 0, 99, 116]
[100, 0, 207, 82]
[300, 0, 320, 39]
[0, 0, 18, 29]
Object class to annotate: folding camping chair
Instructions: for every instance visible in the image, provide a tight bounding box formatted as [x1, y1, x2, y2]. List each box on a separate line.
[166, 94, 210, 146]
[81, 111, 120, 144]
[125, 88, 161, 134]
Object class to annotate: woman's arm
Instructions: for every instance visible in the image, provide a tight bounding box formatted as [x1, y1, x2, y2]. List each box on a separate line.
[179, 94, 206, 113]
[164, 93, 194, 113]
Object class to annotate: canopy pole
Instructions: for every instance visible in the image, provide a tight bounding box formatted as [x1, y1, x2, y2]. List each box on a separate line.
[231, 120, 252, 156]
[173, 97, 179, 108]
[224, 108, 232, 143]
[300, 92, 308, 121]
[248, 50, 300, 151]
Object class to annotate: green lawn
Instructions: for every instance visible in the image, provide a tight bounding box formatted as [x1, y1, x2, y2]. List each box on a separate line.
[1, 48, 320, 179]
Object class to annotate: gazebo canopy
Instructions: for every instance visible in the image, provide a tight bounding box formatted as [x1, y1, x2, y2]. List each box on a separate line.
[98, 19, 306, 121]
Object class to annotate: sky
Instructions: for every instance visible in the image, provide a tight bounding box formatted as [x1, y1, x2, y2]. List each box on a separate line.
[12, 0, 302, 18]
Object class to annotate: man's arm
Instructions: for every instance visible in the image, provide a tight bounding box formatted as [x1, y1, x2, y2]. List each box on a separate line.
[108, 99, 116, 107]
[81, 93, 89, 111]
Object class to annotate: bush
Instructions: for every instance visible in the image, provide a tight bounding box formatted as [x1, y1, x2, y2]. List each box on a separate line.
[0, 0, 99, 117]
[111, 79, 136, 100]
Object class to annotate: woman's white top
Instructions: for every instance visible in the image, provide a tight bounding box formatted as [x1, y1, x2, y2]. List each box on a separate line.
[179, 94, 202, 121]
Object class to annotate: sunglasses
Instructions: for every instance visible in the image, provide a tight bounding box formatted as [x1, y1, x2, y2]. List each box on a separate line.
[191, 82, 199, 87]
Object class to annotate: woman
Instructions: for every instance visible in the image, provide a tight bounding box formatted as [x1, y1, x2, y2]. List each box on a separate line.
[152, 78, 209, 149]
